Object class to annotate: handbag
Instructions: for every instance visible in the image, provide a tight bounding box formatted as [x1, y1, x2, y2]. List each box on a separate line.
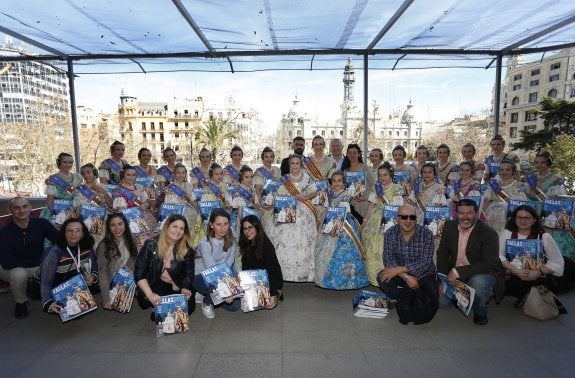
[520, 285, 565, 320]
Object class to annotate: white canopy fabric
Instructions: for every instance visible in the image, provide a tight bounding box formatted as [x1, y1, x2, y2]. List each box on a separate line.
[1, 0, 574, 73]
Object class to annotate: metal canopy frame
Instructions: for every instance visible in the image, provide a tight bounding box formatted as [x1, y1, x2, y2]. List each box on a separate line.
[1, 1, 574, 167]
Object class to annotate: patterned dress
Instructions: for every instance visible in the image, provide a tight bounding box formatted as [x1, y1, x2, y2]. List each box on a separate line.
[41, 172, 84, 224]
[254, 165, 282, 242]
[483, 180, 530, 233]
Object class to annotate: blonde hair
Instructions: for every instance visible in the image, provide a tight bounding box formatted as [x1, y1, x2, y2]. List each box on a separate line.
[157, 214, 193, 261]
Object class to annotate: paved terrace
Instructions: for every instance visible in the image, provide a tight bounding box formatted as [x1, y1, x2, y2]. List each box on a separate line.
[0, 282, 574, 377]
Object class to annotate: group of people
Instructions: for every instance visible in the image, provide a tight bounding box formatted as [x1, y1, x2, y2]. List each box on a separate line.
[0, 134, 572, 324]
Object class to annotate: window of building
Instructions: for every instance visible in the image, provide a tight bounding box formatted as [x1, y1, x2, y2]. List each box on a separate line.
[174, 122, 178, 128]
[339, 130, 343, 136]
[403, 142, 408, 148]
[510, 127, 517, 139]
[513, 84, 521, 91]
[396, 131, 399, 137]
[510, 113, 518, 123]
[404, 131, 407, 137]
[330, 130, 334, 136]
[151, 122, 155, 130]
[530, 79, 539, 87]
[185, 122, 189, 127]
[525, 111, 537, 122]
[388, 131, 392, 136]
[571, 88, 575, 98]
[175, 133, 179, 138]
[511, 97, 519, 105]
[513, 74, 522, 81]
[549, 74, 559, 82]
[141, 122, 146, 130]
[321, 130, 325, 136]
[548, 88, 558, 98]
[184, 109, 188, 114]
[550, 62, 561, 70]
[528, 92, 538, 103]
[531, 68, 540, 76]
[159, 122, 164, 130]
[288, 130, 292, 137]
[296, 130, 301, 136]
[312, 130, 316, 136]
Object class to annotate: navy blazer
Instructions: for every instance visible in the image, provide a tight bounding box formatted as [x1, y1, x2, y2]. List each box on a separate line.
[436, 219, 505, 303]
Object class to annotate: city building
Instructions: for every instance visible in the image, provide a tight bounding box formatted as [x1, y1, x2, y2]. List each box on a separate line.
[499, 47, 575, 144]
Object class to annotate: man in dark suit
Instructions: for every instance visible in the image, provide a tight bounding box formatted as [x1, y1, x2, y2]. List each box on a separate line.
[436, 198, 504, 325]
[280, 136, 305, 176]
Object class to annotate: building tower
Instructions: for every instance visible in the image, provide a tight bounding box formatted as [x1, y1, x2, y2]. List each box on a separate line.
[341, 58, 356, 144]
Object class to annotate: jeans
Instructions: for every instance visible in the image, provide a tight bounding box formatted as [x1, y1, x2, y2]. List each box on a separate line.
[193, 274, 241, 311]
[439, 273, 495, 317]
[0, 265, 38, 304]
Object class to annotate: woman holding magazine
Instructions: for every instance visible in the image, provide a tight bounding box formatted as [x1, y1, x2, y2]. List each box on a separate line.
[98, 141, 128, 185]
[96, 213, 138, 310]
[163, 163, 199, 235]
[193, 163, 229, 246]
[239, 215, 283, 308]
[361, 162, 404, 286]
[449, 160, 482, 219]
[272, 154, 319, 282]
[309, 135, 336, 179]
[41, 152, 84, 223]
[134, 214, 196, 317]
[498, 205, 564, 299]
[391, 145, 417, 188]
[482, 159, 530, 233]
[407, 163, 451, 223]
[254, 147, 282, 238]
[314, 170, 368, 290]
[228, 165, 258, 237]
[341, 143, 375, 222]
[40, 218, 99, 314]
[193, 209, 240, 319]
[73, 163, 113, 210]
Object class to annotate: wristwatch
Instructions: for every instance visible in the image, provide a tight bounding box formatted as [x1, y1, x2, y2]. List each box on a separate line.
[401, 273, 409, 280]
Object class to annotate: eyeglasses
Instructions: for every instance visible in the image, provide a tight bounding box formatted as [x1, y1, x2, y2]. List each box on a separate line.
[398, 214, 417, 221]
[242, 225, 255, 231]
[516, 216, 535, 222]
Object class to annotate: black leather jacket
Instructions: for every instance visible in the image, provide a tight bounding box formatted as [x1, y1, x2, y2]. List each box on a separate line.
[134, 237, 195, 291]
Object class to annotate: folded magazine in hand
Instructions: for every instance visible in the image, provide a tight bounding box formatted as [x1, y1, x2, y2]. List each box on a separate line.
[505, 239, 543, 271]
[541, 198, 573, 230]
[198, 200, 222, 222]
[52, 199, 76, 226]
[109, 267, 136, 313]
[153, 294, 189, 336]
[79, 203, 106, 237]
[274, 195, 297, 223]
[311, 179, 329, 205]
[262, 179, 282, 206]
[121, 207, 149, 234]
[423, 206, 450, 237]
[158, 203, 186, 222]
[507, 199, 541, 218]
[51, 274, 97, 322]
[238, 269, 271, 312]
[241, 206, 262, 221]
[200, 263, 244, 305]
[322, 206, 346, 235]
[352, 290, 391, 318]
[380, 204, 399, 234]
[345, 171, 366, 198]
[437, 273, 475, 316]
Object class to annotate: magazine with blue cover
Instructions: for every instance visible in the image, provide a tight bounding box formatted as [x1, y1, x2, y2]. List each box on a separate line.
[274, 195, 297, 223]
[463, 195, 482, 209]
[392, 170, 410, 185]
[541, 198, 574, 230]
[424, 206, 451, 237]
[200, 263, 244, 305]
[352, 290, 390, 318]
[52, 199, 75, 226]
[79, 203, 106, 236]
[504, 239, 543, 271]
[241, 206, 262, 221]
[159, 203, 186, 221]
[322, 206, 346, 235]
[121, 207, 149, 234]
[238, 269, 271, 312]
[437, 273, 475, 317]
[135, 175, 155, 188]
[261, 179, 282, 206]
[153, 294, 189, 336]
[198, 200, 222, 222]
[51, 274, 97, 322]
[110, 267, 136, 313]
[507, 199, 542, 218]
[345, 171, 366, 198]
[380, 204, 399, 234]
[311, 179, 329, 205]
[106, 184, 119, 197]
[193, 187, 203, 201]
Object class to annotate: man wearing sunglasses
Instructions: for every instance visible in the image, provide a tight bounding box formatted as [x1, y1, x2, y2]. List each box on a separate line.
[436, 198, 503, 326]
[378, 204, 438, 324]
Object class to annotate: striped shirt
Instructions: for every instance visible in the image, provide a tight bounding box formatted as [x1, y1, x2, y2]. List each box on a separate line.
[383, 224, 437, 278]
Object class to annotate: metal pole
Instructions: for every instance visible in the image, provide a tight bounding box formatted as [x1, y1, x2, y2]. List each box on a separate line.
[493, 54, 503, 136]
[67, 60, 81, 173]
[363, 54, 369, 161]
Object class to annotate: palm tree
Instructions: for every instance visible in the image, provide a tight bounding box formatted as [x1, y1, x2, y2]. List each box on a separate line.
[194, 117, 240, 161]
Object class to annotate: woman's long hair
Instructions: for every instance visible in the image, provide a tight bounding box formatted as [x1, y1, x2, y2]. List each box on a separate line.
[206, 208, 234, 252]
[99, 213, 137, 261]
[58, 218, 95, 251]
[158, 214, 193, 261]
[238, 215, 266, 259]
[505, 205, 544, 235]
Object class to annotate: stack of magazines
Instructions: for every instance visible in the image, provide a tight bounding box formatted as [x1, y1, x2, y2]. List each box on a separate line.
[352, 290, 391, 318]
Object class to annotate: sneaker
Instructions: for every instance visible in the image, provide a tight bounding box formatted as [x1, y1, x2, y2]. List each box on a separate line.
[195, 292, 204, 304]
[202, 303, 215, 319]
[14, 302, 28, 319]
[473, 313, 488, 326]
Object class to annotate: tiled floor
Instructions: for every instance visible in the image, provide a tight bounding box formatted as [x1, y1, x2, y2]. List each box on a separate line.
[1, 283, 574, 377]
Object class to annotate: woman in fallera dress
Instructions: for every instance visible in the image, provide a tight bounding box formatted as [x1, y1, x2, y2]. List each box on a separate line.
[461, 143, 485, 181]
[193, 163, 228, 246]
[228, 166, 258, 237]
[308, 135, 336, 179]
[362, 162, 405, 286]
[272, 154, 318, 282]
[156, 147, 178, 189]
[189, 148, 212, 188]
[368, 148, 384, 176]
[314, 170, 367, 290]
[411, 145, 430, 182]
[99, 141, 128, 185]
[222, 145, 244, 185]
[450, 160, 482, 218]
[435, 144, 459, 186]
[41, 152, 84, 223]
[408, 163, 451, 223]
[254, 147, 282, 239]
[391, 145, 417, 188]
[484, 134, 520, 181]
[529, 151, 566, 199]
[163, 163, 199, 237]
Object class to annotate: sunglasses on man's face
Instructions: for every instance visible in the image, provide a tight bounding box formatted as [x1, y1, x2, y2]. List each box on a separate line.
[398, 214, 417, 221]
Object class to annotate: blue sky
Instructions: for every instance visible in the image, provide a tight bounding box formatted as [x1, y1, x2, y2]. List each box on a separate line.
[74, 62, 497, 134]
